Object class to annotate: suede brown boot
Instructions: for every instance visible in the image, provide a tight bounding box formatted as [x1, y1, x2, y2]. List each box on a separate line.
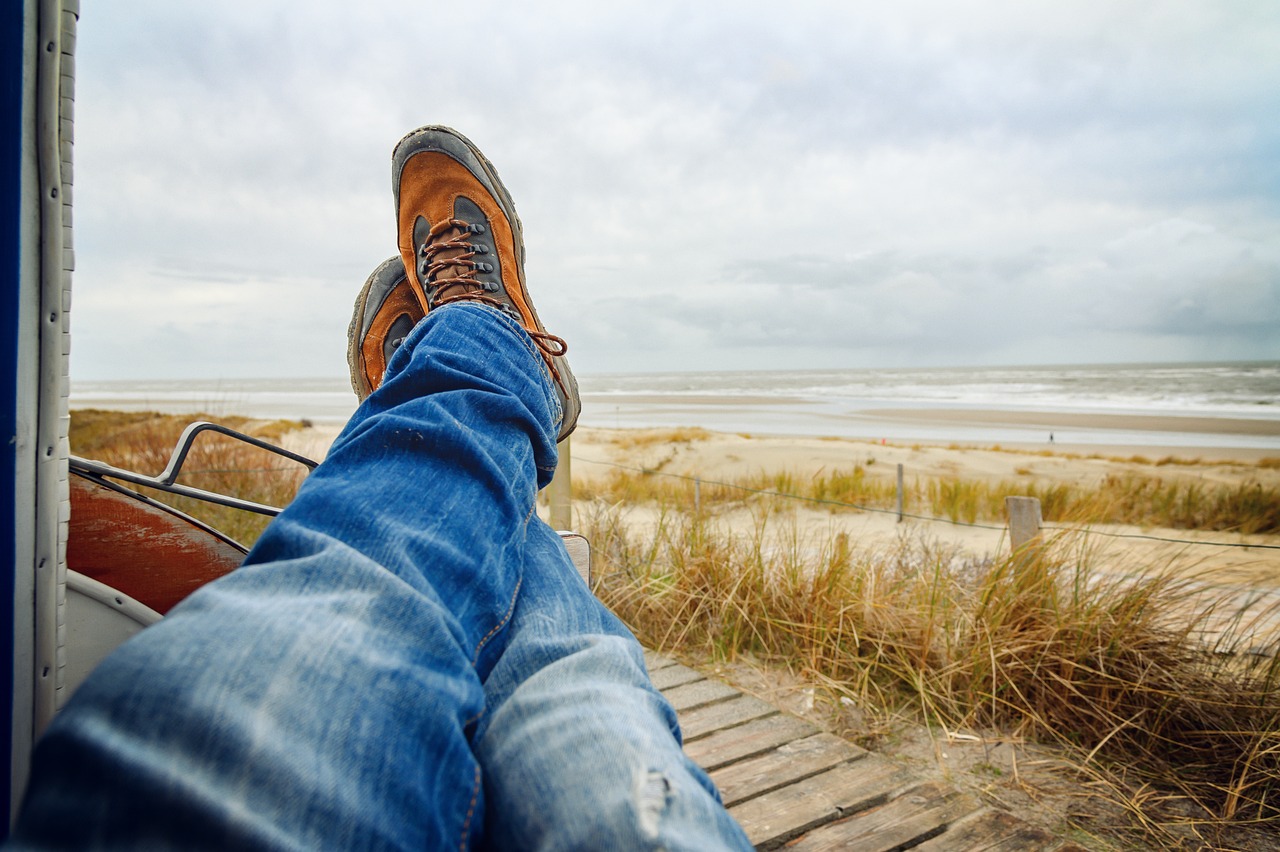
[347, 257, 424, 400]
[392, 125, 580, 441]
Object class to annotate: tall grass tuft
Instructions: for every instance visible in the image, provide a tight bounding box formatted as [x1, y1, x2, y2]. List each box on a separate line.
[583, 496, 1280, 842]
[578, 464, 1280, 535]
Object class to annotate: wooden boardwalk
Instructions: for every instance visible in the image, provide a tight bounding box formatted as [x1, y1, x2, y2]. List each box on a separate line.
[647, 651, 1088, 851]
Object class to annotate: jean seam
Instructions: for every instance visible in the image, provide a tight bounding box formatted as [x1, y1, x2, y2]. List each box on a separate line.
[459, 763, 481, 852]
[472, 574, 522, 666]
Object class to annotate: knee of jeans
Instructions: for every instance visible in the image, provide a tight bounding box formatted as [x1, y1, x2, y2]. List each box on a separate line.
[581, 762, 686, 844]
[550, 766, 678, 849]
[635, 767, 673, 841]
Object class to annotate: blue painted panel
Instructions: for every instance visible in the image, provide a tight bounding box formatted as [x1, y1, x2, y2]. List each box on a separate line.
[1, 0, 27, 835]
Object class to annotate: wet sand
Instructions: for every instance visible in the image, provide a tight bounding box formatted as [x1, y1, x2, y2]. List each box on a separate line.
[864, 407, 1280, 437]
[577, 395, 1280, 462]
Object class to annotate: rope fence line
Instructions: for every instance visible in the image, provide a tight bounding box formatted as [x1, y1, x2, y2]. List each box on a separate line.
[571, 455, 1280, 552]
[1041, 526, 1280, 550]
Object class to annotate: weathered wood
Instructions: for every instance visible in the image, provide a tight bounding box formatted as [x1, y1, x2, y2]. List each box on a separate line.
[728, 758, 915, 849]
[662, 677, 740, 712]
[643, 650, 680, 672]
[678, 695, 778, 742]
[897, 462, 905, 522]
[1006, 495, 1043, 552]
[559, 532, 590, 585]
[710, 733, 866, 807]
[649, 663, 705, 691]
[786, 780, 982, 852]
[682, 713, 820, 771]
[911, 807, 1060, 851]
[548, 437, 572, 530]
[647, 658, 1069, 849]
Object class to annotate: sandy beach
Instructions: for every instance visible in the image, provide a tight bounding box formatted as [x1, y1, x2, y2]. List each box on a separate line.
[577, 390, 1280, 460]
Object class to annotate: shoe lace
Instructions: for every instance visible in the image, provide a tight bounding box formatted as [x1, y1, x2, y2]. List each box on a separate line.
[421, 218, 570, 385]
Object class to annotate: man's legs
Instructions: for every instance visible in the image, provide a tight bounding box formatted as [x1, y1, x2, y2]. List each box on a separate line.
[10, 304, 747, 850]
[11, 304, 556, 849]
[476, 521, 749, 850]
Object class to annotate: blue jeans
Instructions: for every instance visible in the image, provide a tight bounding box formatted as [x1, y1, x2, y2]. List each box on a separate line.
[10, 304, 750, 850]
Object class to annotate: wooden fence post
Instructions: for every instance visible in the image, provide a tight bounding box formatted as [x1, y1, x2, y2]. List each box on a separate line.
[1005, 496, 1043, 551]
[896, 463, 904, 523]
[549, 437, 572, 530]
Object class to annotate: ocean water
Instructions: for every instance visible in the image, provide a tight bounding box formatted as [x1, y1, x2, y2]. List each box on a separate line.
[580, 362, 1280, 417]
[70, 361, 1280, 450]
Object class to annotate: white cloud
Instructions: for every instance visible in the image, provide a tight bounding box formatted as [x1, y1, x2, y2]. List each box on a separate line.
[68, 0, 1280, 379]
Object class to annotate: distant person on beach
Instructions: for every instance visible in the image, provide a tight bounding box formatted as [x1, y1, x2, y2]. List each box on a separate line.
[9, 127, 751, 850]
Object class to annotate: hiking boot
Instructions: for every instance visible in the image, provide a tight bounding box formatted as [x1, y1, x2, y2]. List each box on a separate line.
[392, 125, 580, 441]
[347, 257, 424, 400]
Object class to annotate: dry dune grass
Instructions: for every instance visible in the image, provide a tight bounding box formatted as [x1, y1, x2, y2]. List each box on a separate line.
[582, 492, 1280, 849]
[69, 409, 310, 545]
[575, 445, 1280, 535]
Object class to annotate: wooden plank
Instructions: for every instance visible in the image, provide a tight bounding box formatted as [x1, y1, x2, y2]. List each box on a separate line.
[683, 713, 820, 772]
[663, 677, 740, 712]
[650, 663, 705, 691]
[911, 807, 1060, 852]
[728, 758, 915, 849]
[710, 733, 867, 807]
[643, 650, 679, 672]
[786, 780, 982, 852]
[678, 695, 778, 742]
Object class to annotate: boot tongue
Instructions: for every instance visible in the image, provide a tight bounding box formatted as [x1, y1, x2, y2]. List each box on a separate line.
[430, 222, 472, 299]
[415, 214, 477, 305]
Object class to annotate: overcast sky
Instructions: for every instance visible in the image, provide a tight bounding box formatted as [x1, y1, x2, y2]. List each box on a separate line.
[69, 0, 1279, 380]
